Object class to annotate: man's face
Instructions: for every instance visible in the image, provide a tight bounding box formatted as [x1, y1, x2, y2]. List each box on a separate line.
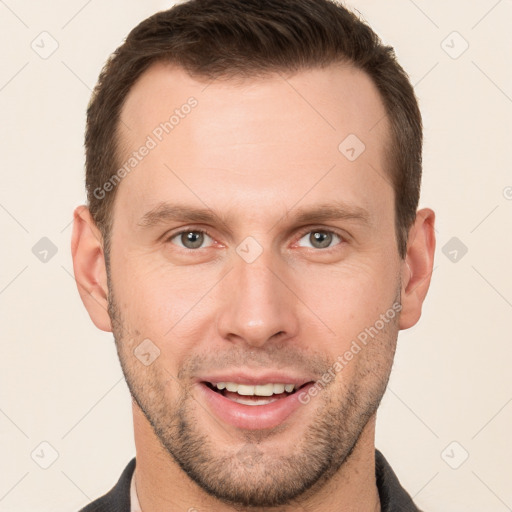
[108, 62, 402, 506]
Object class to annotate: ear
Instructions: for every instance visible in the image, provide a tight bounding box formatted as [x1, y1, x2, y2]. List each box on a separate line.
[71, 205, 112, 332]
[399, 208, 436, 330]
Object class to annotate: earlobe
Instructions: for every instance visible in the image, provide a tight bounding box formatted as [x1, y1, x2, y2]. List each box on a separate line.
[71, 205, 112, 332]
[399, 208, 436, 330]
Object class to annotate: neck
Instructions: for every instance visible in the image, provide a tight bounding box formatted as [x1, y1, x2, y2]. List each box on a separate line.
[132, 402, 381, 512]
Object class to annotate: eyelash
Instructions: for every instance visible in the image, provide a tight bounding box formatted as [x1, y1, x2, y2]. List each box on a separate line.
[165, 226, 346, 252]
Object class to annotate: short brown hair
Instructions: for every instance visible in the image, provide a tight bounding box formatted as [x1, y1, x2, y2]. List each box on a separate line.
[85, 0, 422, 259]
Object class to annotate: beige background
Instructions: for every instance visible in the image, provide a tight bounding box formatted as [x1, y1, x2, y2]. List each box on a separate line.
[1, 0, 511, 510]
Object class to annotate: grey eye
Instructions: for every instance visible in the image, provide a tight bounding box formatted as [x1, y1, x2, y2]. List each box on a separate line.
[297, 231, 341, 249]
[171, 230, 213, 249]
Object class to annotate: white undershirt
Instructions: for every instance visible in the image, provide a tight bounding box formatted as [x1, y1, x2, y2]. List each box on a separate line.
[130, 468, 142, 512]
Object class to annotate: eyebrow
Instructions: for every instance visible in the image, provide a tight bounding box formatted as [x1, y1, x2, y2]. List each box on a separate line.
[137, 200, 372, 231]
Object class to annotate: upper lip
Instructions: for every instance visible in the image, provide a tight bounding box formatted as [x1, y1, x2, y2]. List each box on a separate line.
[197, 372, 315, 387]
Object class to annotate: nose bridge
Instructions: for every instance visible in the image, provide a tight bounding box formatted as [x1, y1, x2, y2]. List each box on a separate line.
[216, 247, 298, 346]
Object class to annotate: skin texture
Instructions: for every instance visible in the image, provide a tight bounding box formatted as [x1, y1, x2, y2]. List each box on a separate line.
[72, 62, 435, 511]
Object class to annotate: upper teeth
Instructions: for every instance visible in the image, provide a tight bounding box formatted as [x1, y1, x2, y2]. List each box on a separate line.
[214, 382, 295, 396]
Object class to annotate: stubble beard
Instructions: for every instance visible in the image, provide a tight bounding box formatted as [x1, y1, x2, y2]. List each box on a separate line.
[107, 278, 399, 508]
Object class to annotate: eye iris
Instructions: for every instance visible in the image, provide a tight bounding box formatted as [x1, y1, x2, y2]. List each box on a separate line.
[310, 231, 332, 249]
[182, 231, 204, 249]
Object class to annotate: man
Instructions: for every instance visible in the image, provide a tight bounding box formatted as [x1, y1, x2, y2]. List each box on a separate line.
[71, 0, 435, 510]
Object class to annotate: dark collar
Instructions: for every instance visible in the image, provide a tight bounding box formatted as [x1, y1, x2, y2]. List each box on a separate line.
[78, 458, 134, 512]
[375, 449, 422, 511]
[78, 450, 421, 511]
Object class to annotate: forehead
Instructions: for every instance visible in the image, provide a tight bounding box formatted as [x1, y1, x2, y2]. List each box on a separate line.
[114, 61, 392, 230]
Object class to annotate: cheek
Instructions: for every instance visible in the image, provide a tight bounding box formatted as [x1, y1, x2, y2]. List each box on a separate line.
[111, 253, 222, 347]
[324, 305, 399, 399]
[295, 259, 398, 338]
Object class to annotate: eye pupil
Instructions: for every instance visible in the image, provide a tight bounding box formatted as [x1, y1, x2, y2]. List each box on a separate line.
[310, 231, 332, 248]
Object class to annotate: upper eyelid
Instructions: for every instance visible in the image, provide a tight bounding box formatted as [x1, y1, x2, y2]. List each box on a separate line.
[167, 228, 214, 240]
[295, 226, 344, 238]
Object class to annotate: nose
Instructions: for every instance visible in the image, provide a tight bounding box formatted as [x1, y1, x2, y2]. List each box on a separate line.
[215, 250, 299, 348]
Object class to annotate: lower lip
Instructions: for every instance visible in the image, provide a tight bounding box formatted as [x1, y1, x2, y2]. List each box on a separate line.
[197, 382, 314, 430]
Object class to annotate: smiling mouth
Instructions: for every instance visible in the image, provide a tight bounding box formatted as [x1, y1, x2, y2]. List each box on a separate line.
[203, 381, 311, 406]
